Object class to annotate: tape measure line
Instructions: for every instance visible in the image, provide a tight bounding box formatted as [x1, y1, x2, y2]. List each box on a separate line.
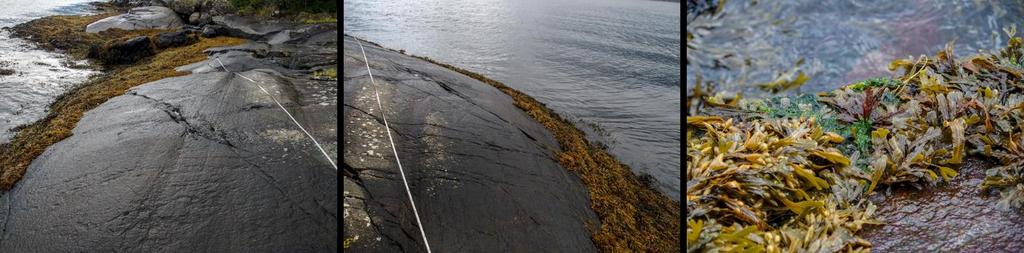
[356, 37, 433, 253]
[214, 57, 338, 170]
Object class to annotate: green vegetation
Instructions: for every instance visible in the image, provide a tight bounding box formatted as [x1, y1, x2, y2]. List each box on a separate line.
[313, 67, 336, 79]
[230, 0, 336, 16]
[846, 77, 901, 92]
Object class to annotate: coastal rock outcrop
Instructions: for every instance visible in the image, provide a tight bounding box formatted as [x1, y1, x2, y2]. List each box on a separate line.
[209, 15, 294, 41]
[85, 6, 185, 33]
[342, 35, 598, 252]
[88, 35, 155, 65]
[0, 17, 338, 252]
[154, 30, 198, 48]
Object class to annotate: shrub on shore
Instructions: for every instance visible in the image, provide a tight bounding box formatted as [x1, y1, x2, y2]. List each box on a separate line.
[230, 0, 336, 17]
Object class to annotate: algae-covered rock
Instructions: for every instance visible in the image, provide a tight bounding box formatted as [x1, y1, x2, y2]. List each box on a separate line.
[88, 35, 155, 65]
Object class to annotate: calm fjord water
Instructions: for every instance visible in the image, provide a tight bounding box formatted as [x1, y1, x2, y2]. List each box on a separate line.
[0, 0, 97, 142]
[344, 0, 682, 199]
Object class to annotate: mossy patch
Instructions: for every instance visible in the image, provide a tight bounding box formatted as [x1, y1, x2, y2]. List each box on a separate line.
[0, 13, 245, 190]
[313, 67, 337, 80]
[846, 77, 901, 92]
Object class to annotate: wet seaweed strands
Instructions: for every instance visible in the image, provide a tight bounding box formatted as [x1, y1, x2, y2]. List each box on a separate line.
[688, 26, 1024, 251]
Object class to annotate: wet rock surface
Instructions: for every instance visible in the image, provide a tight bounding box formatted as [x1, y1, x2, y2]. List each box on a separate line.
[861, 157, 1024, 251]
[85, 6, 185, 33]
[0, 20, 338, 252]
[210, 15, 296, 42]
[154, 30, 198, 49]
[342, 35, 599, 252]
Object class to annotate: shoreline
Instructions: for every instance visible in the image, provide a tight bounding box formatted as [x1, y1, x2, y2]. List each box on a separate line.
[0, 3, 246, 189]
[0, 1, 339, 251]
[345, 34, 681, 252]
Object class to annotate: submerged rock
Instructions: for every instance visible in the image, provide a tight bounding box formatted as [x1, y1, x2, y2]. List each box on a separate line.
[342, 35, 598, 252]
[85, 6, 185, 33]
[861, 157, 1024, 251]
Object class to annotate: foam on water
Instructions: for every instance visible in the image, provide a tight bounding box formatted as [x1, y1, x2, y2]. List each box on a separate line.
[0, 1, 98, 142]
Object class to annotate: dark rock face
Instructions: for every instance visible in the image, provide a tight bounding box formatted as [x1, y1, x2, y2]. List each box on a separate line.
[210, 15, 296, 41]
[0, 20, 338, 252]
[189, 12, 212, 26]
[201, 25, 220, 38]
[342, 35, 598, 252]
[861, 157, 1024, 251]
[90, 36, 155, 65]
[110, 0, 165, 8]
[154, 30, 197, 49]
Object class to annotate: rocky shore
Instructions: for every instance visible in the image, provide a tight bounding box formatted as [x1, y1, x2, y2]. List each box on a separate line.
[0, 1, 337, 251]
[343, 36, 680, 252]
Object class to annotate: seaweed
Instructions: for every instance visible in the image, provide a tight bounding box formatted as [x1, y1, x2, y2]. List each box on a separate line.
[687, 22, 1024, 252]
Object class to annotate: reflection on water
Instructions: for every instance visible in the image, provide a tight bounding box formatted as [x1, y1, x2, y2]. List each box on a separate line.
[344, 0, 682, 199]
[687, 0, 1024, 98]
[0, 1, 98, 142]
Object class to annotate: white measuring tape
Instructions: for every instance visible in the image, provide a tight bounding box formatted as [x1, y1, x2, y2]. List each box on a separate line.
[213, 57, 338, 170]
[356, 37, 433, 253]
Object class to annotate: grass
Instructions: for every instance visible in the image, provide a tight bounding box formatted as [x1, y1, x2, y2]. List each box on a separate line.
[406, 54, 680, 252]
[0, 13, 245, 190]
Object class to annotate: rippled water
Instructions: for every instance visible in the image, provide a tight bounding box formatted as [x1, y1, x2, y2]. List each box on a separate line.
[344, 0, 682, 199]
[687, 0, 1024, 98]
[0, 0, 98, 142]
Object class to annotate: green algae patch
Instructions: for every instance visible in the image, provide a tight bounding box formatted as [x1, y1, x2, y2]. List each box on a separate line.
[688, 27, 1024, 251]
[0, 12, 246, 190]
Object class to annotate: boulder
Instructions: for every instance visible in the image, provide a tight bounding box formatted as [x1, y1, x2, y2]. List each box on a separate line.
[200, 24, 220, 37]
[164, 0, 234, 16]
[110, 0, 166, 7]
[85, 6, 185, 33]
[154, 30, 197, 49]
[89, 36, 154, 65]
[188, 11, 212, 25]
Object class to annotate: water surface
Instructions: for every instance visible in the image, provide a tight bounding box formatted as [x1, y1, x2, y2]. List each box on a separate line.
[344, 0, 682, 199]
[687, 0, 1024, 98]
[0, 0, 98, 142]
